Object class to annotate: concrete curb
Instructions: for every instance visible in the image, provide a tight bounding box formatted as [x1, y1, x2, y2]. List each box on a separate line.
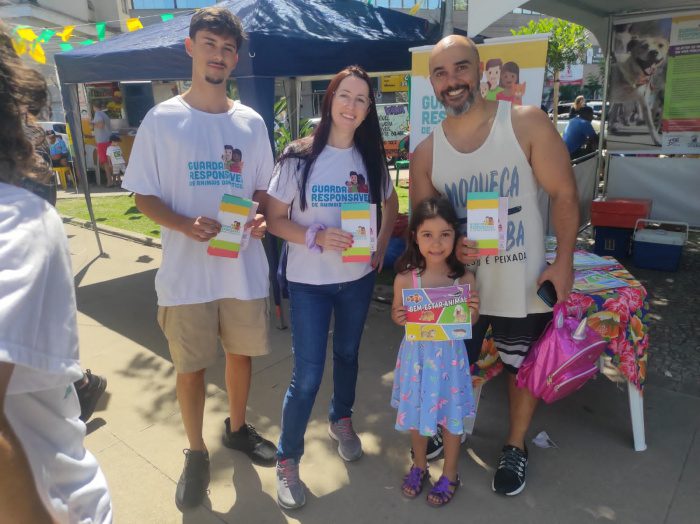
[61, 215, 162, 249]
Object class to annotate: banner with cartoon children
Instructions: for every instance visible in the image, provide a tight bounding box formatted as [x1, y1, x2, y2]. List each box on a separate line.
[408, 34, 549, 154]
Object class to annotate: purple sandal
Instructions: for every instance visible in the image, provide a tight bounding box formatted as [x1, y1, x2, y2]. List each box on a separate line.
[401, 465, 429, 499]
[426, 474, 460, 507]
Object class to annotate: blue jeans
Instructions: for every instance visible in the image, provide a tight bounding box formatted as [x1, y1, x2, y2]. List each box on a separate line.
[277, 270, 376, 461]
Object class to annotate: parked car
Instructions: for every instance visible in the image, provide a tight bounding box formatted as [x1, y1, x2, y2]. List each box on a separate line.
[548, 103, 574, 120]
[587, 100, 605, 119]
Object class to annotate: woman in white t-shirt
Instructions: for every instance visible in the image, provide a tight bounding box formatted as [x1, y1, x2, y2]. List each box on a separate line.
[267, 65, 398, 509]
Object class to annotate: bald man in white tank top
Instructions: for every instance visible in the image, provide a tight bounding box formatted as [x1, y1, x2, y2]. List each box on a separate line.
[410, 35, 579, 497]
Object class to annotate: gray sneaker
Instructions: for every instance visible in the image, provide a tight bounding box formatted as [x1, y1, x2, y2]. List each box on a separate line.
[328, 417, 363, 461]
[276, 458, 306, 509]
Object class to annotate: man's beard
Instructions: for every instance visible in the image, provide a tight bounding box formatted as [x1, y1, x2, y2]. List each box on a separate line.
[439, 84, 475, 117]
[205, 76, 225, 85]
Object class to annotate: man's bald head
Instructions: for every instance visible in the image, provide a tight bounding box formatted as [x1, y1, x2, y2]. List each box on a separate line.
[429, 35, 479, 72]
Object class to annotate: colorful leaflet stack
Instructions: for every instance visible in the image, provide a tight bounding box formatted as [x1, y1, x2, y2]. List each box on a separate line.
[207, 194, 254, 259]
[341, 202, 371, 263]
[467, 192, 500, 255]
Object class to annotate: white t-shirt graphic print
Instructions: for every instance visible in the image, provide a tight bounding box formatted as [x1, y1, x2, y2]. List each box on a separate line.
[268, 145, 393, 285]
[122, 96, 274, 306]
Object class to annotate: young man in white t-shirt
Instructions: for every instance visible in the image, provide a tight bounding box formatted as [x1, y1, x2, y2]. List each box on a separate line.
[0, 27, 112, 523]
[121, 7, 276, 511]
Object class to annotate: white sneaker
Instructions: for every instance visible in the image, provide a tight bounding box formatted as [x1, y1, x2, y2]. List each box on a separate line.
[328, 418, 363, 461]
[276, 458, 306, 509]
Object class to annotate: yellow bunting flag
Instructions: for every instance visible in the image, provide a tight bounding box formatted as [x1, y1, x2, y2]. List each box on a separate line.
[409, 0, 423, 15]
[57, 25, 75, 42]
[12, 37, 27, 56]
[126, 18, 143, 32]
[29, 42, 46, 64]
[17, 27, 38, 42]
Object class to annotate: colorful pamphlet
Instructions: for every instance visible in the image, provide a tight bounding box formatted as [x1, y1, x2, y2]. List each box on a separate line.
[207, 194, 258, 259]
[369, 203, 377, 252]
[546, 250, 620, 270]
[573, 270, 630, 292]
[402, 284, 472, 341]
[467, 192, 500, 255]
[341, 202, 375, 263]
[498, 197, 508, 251]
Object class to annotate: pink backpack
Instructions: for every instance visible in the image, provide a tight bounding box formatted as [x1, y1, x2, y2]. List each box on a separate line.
[516, 304, 607, 403]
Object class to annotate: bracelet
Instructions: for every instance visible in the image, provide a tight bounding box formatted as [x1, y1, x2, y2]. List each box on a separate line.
[305, 223, 326, 253]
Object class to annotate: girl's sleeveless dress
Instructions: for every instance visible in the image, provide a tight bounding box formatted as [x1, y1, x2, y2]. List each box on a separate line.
[391, 271, 475, 436]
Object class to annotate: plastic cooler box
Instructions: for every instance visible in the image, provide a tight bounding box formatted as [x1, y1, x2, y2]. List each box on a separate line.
[591, 198, 652, 228]
[632, 219, 687, 272]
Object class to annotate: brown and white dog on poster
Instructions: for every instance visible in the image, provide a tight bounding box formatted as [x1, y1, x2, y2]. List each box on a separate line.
[608, 35, 669, 145]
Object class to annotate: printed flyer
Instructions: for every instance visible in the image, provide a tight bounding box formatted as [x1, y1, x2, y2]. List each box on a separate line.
[467, 192, 500, 255]
[341, 202, 376, 262]
[573, 270, 630, 292]
[207, 194, 257, 259]
[403, 284, 472, 341]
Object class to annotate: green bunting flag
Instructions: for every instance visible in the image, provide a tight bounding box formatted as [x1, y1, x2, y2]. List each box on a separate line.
[79, 39, 95, 46]
[161, 13, 174, 22]
[96, 22, 106, 41]
[59, 43, 74, 52]
[38, 29, 55, 43]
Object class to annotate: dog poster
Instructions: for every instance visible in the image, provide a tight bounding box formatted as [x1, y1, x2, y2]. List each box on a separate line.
[403, 284, 472, 341]
[608, 18, 673, 151]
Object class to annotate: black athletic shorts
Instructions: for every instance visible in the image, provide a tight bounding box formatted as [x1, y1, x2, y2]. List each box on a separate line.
[465, 312, 553, 373]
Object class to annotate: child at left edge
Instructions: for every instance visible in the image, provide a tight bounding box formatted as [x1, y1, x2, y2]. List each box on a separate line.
[390, 196, 480, 507]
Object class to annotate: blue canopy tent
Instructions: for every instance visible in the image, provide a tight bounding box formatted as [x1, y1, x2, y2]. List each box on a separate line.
[53, 0, 460, 324]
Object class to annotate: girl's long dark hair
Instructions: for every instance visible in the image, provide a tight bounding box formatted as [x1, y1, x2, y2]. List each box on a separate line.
[394, 197, 465, 279]
[277, 65, 389, 213]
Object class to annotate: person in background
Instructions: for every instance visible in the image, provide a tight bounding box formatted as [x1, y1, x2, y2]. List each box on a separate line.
[21, 67, 108, 424]
[569, 95, 586, 119]
[267, 64, 399, 510]
[47, 130, 70, 167]
[0, 23, 113, 523]
[563, 106, 598, 159]
[106, 133, 127, 186]
[92, 99, 114, 187]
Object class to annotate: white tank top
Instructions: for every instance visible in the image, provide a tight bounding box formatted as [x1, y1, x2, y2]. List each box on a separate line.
[431, 101, 550, 318]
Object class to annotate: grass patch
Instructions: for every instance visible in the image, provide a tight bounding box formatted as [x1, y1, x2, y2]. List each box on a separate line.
[396, 183, 409, 214]
[56, 195, 161, 238]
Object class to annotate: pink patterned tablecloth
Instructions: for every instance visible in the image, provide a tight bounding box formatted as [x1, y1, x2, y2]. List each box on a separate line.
[472, 263, 649, 391]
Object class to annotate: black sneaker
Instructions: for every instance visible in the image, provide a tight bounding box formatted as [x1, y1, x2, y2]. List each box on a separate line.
[492, 445, 528, 496]
[175, 449, 210, 511]
[75, 369, 107, 422]
[222, 418, 277, 466]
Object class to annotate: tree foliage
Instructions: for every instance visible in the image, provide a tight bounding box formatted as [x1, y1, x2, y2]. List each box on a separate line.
[512, 18, 590, 121]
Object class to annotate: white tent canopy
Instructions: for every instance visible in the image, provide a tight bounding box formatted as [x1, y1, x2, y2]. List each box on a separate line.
[468, 0, 700, 51]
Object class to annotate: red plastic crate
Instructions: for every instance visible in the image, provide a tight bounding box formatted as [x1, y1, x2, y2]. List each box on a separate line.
[590, 198, 652, 229]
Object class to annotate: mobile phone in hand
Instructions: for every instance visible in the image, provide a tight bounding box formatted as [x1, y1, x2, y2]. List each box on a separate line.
[537, 280, 558, 307]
